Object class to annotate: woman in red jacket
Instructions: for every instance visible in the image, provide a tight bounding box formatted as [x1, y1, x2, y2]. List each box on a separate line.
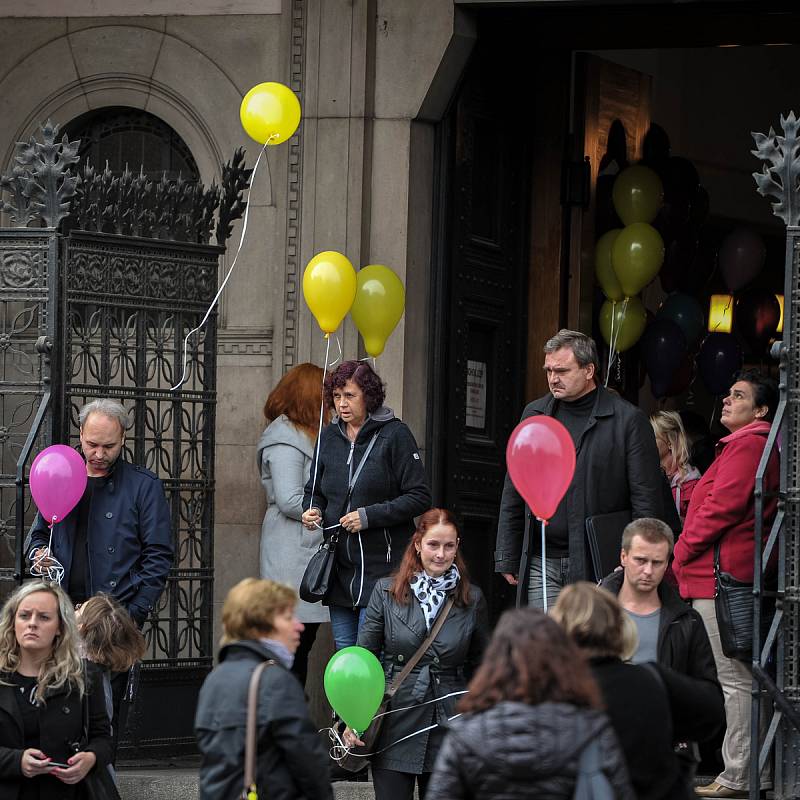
[672, 370, 779, 799]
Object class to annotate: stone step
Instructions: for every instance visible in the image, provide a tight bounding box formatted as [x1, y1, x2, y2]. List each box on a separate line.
[116, 769, 374, 800]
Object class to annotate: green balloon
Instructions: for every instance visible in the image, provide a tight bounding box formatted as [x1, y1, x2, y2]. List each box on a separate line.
[599, 297, 647, 353]
[324, 646, 386, 734]
[612, 165, 663, 226]
[611, 222, 665, 298]
[595, 229, 624, 301]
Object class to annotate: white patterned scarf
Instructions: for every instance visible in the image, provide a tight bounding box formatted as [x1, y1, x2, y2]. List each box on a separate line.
[410, 564, 460, 631]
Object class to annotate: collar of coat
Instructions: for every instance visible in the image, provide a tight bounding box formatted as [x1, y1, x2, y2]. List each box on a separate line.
[531, 384, 616, 418]
[332, 406, 396, 440]
[600, 567, 692, 623]
[217, 638, 287, 666]
[716, 419, 772, 451]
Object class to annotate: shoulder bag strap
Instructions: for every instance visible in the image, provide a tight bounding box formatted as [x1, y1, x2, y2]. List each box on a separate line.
[242, 660, 276, 800]
[385, 595, 456, 699]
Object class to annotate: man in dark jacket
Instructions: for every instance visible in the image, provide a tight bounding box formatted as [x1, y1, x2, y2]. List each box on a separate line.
[495, 329, 665, 607]
[601, 517, 723, 745]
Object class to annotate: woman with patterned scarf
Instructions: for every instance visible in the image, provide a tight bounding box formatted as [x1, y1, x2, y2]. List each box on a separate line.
[344, 508, 489, 800]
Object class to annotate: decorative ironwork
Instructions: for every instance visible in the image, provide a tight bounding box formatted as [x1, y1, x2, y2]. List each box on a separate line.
[216, 147, 251, 246]
[752, 112, 800, 227]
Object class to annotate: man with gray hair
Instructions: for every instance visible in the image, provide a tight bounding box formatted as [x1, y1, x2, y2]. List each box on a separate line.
[495, 329, 666, 608]
[28, 398, 173, 623]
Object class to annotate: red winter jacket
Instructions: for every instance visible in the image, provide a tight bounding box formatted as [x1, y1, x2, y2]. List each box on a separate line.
[672, 421, 778, 599]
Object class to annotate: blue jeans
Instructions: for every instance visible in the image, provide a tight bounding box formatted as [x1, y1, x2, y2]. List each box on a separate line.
[527, 555, 570, 610]
[329, 605, 368, 650]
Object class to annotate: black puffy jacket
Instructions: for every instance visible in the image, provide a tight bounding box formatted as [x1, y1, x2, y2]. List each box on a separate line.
[426, 701, 634, 800]
[195, 641, 332, 800]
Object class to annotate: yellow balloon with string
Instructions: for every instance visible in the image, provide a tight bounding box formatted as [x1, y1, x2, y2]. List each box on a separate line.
[240, 82, 301, 145]
[303, 251, 357, 335]
[350, 265, 406, 357]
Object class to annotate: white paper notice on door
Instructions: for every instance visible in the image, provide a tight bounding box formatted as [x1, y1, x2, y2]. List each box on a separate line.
[466, 360, 487, 429]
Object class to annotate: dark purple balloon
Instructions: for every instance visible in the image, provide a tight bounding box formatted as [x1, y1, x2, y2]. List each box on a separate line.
[719, 228, 766, 291]
[697, 333, 743, 395]
[665, 354, 696, 397]
[658, 292, 705, 348]
[735, 288, 781, 353]
[642, 319, 687, 398]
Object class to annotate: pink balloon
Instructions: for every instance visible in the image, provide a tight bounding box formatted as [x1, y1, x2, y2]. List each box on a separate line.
[506, 417, 576, 521]
[30, 445, 87, 524]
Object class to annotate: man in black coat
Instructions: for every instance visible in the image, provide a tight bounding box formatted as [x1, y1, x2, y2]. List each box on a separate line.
[495, 329, 665, 607]
[601, 517, 724, 745]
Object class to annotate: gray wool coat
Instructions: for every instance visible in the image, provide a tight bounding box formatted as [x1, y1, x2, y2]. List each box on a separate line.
[257, 415, 329, 623]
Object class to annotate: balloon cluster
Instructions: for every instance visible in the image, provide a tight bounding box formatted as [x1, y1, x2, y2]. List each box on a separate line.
[596, 165, 665, 357]
[303, 252, 405, 357]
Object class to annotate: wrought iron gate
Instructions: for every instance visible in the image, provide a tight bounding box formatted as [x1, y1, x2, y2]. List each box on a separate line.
[0, 121, 250, 757]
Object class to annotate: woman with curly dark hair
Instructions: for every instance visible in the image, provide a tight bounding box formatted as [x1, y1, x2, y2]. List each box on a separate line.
[426, 606, 633, 799]
[301, 360, 430, 650]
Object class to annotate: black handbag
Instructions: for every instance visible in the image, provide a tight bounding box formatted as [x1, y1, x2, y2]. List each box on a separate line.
[299, 432, 379, 604]
[714, 541, 757, 661]
[299, 532, 338, 603]
[335, 596, 456, 773]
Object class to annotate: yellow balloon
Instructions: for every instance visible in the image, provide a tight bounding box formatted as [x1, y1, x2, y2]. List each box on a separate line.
[595, 229, 624, 301]
[599, 297, 647, 353]
[303, 251, 357, 334]
[240, 82, 301, 145]
[611, 222, 665, 298]
[612, 165, 663, 226]
[350, 265, 406, 357]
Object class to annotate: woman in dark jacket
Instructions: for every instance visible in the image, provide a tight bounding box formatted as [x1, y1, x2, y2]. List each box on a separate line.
[0, 581, 112, 800]
[301, 361, 431, 650]
[552, 582, 691, 800]
[427, 607, 633, 800]
[195, 578, 332, 800]
[343, 508, 488, 800]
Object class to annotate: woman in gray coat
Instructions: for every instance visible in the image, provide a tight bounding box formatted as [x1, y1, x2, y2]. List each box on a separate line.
[257, 363, 329, 686]
[344, 508, 489, 800]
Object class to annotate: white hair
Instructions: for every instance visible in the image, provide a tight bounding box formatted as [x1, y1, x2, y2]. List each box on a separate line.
[78, 399, 130, 431]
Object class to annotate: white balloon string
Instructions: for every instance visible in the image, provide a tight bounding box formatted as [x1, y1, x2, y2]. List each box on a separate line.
[323, 690, 468, 761]
[540, 519, 548, 611]
[605, 297, 628, 386]
[327, 334, 343, 368]
[605, 300, 617, 387]
[307, 333, 332, 518]
[30, 520, 65, 584]
[170, 138, 272, 392]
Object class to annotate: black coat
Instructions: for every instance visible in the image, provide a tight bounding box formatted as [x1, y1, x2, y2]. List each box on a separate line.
[495, 386, 665, 583]
[590, 657, 691, 800]
[427, 701, 634, 800]
[0, 663, 112, 800]
[356, 578, 489, 774]
[304, 408, 431, 608]
[600, 570, 724, 744]
[195, 641, 332, 800]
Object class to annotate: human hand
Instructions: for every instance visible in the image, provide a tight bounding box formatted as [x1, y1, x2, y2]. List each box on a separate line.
[502, 572, 519, 586]
[31, 548, 55, 568]
[301, 508, 322, 530]
[51, 751, 96, 784]
[343, 726, 365, 748]
[21, 749, 56, 778]
[339, 512, 362, 533]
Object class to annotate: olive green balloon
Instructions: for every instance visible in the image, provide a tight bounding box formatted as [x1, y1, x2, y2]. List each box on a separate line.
[595, 229, 624, 301]
[612, 164, 663, 226]
[611, 222, 665, 298]
[599, 297, 647, 353]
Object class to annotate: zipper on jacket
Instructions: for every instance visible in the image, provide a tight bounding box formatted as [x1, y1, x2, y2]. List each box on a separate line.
[346, 440, 355, 466]
[384, 528, 391, 564]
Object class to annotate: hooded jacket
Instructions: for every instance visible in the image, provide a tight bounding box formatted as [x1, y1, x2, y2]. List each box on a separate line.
[195, 640, 332, 800]
[601, 570, 723, 744]
[426, 701, 634, 800]
[672, 420, 779, 599]
[257, 415, 328, 623]
[495, 386, 665, 583]
[303, 408, 431, 608]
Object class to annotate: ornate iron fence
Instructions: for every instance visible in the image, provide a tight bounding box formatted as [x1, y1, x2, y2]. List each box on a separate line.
[0, 120, 251, 757]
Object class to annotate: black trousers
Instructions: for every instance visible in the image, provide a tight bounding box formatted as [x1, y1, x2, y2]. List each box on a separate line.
[371, 768, 430, 800]
[290, 622, 320, 689]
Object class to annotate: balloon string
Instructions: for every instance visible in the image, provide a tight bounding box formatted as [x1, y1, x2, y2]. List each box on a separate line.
[711, 295, 733, 333]
[30, 520, 65, 584]
[605, 297, 628, 386]
[307, 333, 332, 517]
[605, 300, 617, 387]
[323, 690, 468, 761]
[540, 518, 548, 611]
[170, 136, 274, 392]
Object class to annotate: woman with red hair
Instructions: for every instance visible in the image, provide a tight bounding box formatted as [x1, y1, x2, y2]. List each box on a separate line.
[344, 508, 488, 800]
[257, 362, 329, 688]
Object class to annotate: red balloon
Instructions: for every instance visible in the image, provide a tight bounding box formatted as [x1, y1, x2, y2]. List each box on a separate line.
[506, 417, 576, 520]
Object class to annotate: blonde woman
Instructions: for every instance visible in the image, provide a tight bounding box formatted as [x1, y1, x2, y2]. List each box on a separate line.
[552, 583, 691, 800]
[651, 411, 701, 524]
[0, 581, 112, 800]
